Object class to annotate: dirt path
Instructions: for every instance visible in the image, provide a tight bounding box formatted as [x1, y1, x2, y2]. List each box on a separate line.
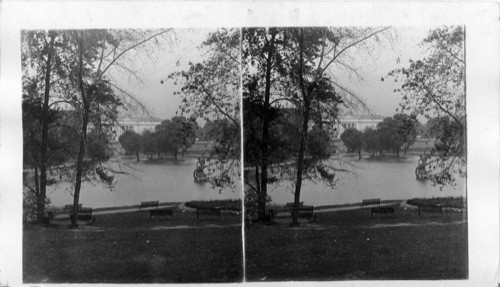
[313, 202, 401, 214]
[52, 204, 181, 220]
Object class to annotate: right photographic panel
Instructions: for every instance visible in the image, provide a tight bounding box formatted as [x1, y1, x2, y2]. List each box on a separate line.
[242, 27, 467, 281]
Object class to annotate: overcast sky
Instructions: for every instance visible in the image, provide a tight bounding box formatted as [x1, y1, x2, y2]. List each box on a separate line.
[119, 27, 431, 121]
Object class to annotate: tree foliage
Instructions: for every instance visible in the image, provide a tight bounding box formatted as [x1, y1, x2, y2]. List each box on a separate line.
[387, 26, 465, 186]
[22, 29, 172, 227]
[340, 128, 363, 159]
[155, 116, 198, 159]
[168, 28, 240, 191]
[243, 27, 393, 224]
[119, 130, 141, 161]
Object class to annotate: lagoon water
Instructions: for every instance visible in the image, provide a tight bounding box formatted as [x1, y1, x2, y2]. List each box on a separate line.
[268, 155, 466, 206]
[47, 155, 465, 208]
[47, 157, 241, 208]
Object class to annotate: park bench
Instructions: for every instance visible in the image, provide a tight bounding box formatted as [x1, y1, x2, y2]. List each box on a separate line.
[362, 198, 394, 218]
[149, 208, 174, 220]
[285, 202, 315, 219]
[63, 204, 82, 213]
[371, 206, 395, 218]
[139, 201, 159, 210]
[196, 207, 221, 219]
[69, 207, 94, 222]
[285, 202, 304, 211]
[417, 204, 443, 217]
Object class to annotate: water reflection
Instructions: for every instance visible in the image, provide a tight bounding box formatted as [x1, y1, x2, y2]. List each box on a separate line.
[268, 155, 466, 206]
[47, 157, 241, 208]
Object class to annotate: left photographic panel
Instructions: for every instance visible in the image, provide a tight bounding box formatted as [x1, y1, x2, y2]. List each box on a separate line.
[21, 28, 243, 283]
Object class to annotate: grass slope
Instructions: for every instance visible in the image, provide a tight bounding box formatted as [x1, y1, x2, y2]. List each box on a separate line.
[24, 208, 243, 283]
[245, 204, 467, 281]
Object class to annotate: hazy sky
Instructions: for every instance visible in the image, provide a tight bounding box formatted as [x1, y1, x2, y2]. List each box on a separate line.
[119, 27, 431, 120]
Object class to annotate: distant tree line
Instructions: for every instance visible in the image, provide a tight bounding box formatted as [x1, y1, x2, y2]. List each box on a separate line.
[118, 116, 199, 161]
[340, 113, 420, 158]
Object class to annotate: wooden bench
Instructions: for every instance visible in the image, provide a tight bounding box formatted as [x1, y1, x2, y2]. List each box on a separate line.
[371, 206, 395, 218]
[285, 202, 304, 211]
[285, 202, 314, 219]
[362, 198, 394, 217]
[149, 208, 174, 220]
[417, 205, 443, 216]
[69, 207, 94, 221]
[140, 201, 159, 210]
[63, 204, 82, 213]
[196, 207, 221, 219]
[297, 205, 314, 219]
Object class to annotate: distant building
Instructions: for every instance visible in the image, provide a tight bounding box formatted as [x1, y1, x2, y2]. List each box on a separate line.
[334, 111, 385, 137]
[113, 115, 162, 141]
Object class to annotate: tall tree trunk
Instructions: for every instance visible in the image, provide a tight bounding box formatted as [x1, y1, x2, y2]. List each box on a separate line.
[71, 32, 91, 228]
[33, 166, 40, 196]
[292, 28, 311, 227]
[71, 105, 89, 228]
[258, 30, 277, 221]
[37, 34, 56, 224]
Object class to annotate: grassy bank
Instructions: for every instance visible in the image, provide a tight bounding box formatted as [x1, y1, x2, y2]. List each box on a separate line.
[407, 196, 466, 209]
[245, 203, 467, 281]
[23, 207, 242, 283]
[186, 199, 242, 211]
[314, 199, 401, 211]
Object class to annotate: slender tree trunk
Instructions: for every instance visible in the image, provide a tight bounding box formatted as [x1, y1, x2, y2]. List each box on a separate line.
[358, 150, 362, 159]
[292, 28, 310, 227]
[258, 30, 277, 221]
[254, 164, 261, 217]
[292, 107, 309, 226]
[254, 165, 261, 195]
[71, 104, 89, 228]
[71, 32, 91, 228]
[37, 34, 56, 224]
[136, 152, 140, 162]
[34, 166, 40, 196]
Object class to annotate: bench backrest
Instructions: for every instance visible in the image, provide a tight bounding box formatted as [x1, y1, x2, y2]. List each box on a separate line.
[79, 207, 92, 214]
[285, 202, 304, 208]
[67, 207, 92, 215]
[151, 209, 173, 215]
[63, 204, 83, 212]
[362, 198, 381, 205]
[300, 206, 314, 212]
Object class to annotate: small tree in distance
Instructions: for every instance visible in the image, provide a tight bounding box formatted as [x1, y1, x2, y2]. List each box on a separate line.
[340, 128, 363, 159]
[118, 130, 141, 161]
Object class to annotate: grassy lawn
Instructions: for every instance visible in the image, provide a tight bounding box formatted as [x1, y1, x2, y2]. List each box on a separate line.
[24, 201, 468, 282]
[245, 204, 467, 281]
[23, 208, 243, 283]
